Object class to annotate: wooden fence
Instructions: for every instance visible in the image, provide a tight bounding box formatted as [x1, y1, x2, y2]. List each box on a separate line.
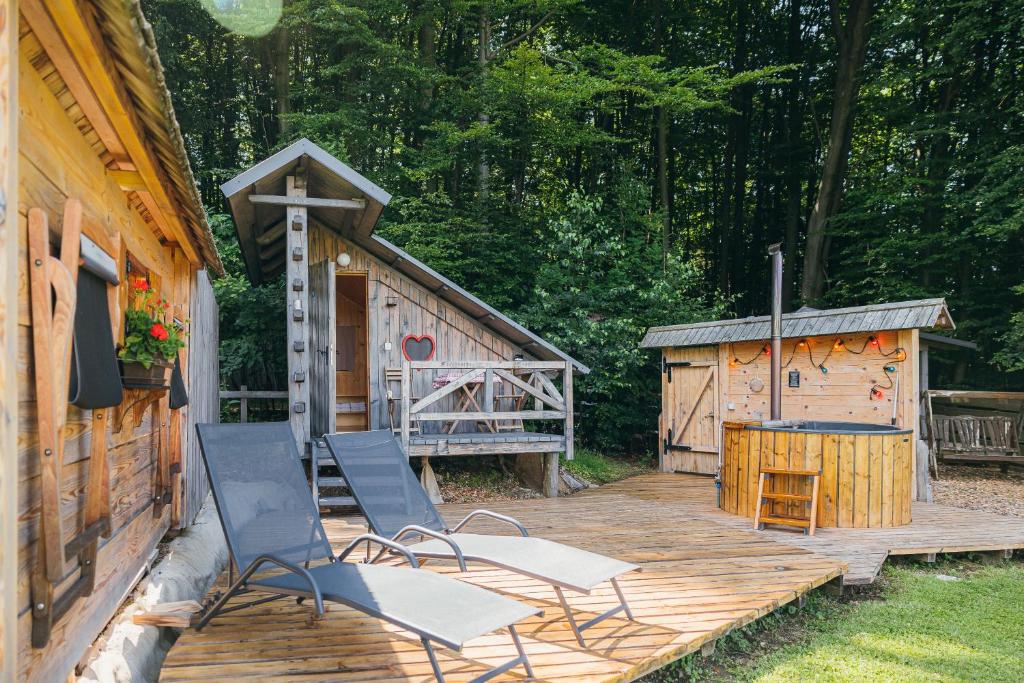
[219, 386, 289, 423]
[181, 270, 219, 527]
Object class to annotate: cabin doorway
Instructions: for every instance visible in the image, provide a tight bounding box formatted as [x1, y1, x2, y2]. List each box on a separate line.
[334, 272, 369, 432]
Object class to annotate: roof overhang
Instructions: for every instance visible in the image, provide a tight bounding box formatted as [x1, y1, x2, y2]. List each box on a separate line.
[641, 298, 956, 349]
[221, 139, 391, 284]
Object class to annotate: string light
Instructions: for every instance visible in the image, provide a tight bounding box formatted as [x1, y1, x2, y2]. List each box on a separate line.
[871, 387, 885, 400]
[833, 339, 845, 352]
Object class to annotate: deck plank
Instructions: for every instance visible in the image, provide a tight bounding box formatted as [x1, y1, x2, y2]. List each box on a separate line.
[162, 473, 1024, 681]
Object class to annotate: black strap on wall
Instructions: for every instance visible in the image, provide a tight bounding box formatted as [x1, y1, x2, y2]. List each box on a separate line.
[69, 270, 124, 409]
[169, 354, 189, 409]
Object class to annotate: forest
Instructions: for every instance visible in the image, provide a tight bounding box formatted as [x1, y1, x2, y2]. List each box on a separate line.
[144, 0, 1024, 451]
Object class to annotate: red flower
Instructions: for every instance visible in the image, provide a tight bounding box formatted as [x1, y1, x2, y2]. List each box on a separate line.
[133, 277, 150, 292]
[149, 323, 169, 341]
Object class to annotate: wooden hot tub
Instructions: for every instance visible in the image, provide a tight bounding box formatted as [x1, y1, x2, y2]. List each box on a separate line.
[720, 421, 914, 528]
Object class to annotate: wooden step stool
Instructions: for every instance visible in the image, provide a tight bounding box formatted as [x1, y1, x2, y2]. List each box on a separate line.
[754, 467, 821, 535]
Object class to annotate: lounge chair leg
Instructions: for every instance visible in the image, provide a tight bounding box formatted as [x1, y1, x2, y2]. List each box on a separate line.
[611, 577, 635, 621]
[422, 638, 445, 683]
[509, 625, 535, 679]
[196, 577, 247, 631]
[553, 586, 586, 647]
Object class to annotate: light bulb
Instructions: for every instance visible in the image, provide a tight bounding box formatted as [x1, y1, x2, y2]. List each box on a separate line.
[337, 252, 352, 268]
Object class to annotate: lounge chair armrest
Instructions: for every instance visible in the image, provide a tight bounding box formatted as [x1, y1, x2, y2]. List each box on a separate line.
[392, 525, 468, 571]
[337, 533, 420, 568]
[451, 509, 529, 536]
[241, 554, 325, 616]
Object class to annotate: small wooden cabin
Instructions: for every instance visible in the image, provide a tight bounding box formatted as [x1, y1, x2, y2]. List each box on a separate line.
[220, 140, 587, 496]
[640, 299, 956, 499]
[2, 1, 222, 680]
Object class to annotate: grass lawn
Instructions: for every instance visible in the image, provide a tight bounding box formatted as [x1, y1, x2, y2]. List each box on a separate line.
[646, 558, 1024, 682]
[561, 447, 652, 485]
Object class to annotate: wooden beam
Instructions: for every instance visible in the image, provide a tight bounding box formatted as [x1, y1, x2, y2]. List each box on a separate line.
[248, 194, 367, 210]
[25, 0, 202, 265]
[106, 168, 147, 192]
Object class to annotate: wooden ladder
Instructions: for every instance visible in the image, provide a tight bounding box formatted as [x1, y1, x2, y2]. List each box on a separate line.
[753, 467, 821, 535]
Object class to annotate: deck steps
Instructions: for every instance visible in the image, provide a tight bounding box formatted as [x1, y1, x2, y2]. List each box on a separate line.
[310, 439, 356, 510]
[761, 492, 811, 502]
[757, 514, 811, 529]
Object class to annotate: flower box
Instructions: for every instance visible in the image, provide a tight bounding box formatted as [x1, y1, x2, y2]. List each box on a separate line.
[120, 358, 172, 390]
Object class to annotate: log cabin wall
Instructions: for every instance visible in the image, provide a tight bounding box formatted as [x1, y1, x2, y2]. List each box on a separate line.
[309, 225, 522, 429]
[12, 17, 217, 682]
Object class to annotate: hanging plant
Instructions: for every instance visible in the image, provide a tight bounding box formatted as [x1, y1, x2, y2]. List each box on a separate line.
[118, 277, 187, 386]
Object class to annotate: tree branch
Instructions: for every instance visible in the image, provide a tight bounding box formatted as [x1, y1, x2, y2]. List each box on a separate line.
[493, 10, 556, 57]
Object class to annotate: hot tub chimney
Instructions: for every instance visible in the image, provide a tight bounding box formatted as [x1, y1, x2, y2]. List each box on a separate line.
[768, 243, 783, 421]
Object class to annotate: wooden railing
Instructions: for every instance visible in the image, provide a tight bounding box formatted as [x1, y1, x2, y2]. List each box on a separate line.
[400, 359, 574, 459]
[219, 385, 288, 423]
[931, 414, 1020, 456]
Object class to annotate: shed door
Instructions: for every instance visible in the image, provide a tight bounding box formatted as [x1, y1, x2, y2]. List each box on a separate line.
[309, 259, 336, 438]
[662, 348, 718, 474]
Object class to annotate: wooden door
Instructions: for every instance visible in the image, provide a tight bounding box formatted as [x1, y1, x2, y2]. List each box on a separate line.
[662, 347, 719, 474]
[334, 273, 368, 432]
[309, 260, 336, 438]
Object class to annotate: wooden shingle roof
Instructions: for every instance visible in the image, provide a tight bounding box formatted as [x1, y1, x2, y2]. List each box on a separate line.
[640, 299, 954, 349]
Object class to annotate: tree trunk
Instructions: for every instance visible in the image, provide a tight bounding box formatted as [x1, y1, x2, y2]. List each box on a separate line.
[418, 9, 438, 193]
[782, 0, 803, 309]
[800, 0, 873, 302]
[654, 6, 671, 268]
[261, 18, 291, 144]
[477, 6, 490, 200]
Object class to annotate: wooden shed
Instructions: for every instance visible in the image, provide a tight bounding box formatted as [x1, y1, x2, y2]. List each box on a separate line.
[1, 1, 222, 680]
[220, 140, 587, 500]
[640, 299, 955, 498]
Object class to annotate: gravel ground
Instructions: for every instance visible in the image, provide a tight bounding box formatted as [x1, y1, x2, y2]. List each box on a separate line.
[931, 464, 1024, 518]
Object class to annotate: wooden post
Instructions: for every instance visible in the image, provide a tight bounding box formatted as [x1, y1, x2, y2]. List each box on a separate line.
[286, 173, 310, 454]
[240, 384, 248, 424]
[543, 453, 559, 497]
[564, 360, 574, 462]
[1, 1, 19, 672]
[401, 359, 411, 457]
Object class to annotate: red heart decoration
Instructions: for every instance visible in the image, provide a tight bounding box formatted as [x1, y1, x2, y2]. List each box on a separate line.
[401, 334, 436, 361]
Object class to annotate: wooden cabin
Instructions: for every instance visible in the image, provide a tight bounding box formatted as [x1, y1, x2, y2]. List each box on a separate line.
[1, 1, 222, 680]
[220, 140, 588, 499]
[640, 299, 956, 503]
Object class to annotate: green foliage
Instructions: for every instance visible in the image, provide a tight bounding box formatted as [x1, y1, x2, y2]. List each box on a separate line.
[207, 213, 287, 390]
[522, 181, 726, 450]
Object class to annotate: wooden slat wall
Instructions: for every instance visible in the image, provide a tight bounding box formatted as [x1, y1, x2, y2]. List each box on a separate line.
[308, 227, 521, 431]
[721, 424, 913, 528]
[181, 270, 218, 527]
[1, 0, 19, 677]
[13, 28, 194, 682]
[308, 258, 334, 437]
[722, 332, 916, 429]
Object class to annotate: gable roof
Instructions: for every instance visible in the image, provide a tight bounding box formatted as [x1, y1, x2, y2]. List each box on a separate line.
[221, 139, 589, 373]
[640, 299, 955, 349]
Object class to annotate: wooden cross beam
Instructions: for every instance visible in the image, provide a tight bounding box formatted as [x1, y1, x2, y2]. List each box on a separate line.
[248, 194, 367, 210]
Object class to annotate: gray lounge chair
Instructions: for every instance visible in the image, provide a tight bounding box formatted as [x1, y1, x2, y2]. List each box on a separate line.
[323, 430, 641, 646]
[195, 423, 539, 682]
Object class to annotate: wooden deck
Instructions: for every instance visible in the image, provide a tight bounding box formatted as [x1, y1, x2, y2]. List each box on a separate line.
[162, 474, 1024, 682]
